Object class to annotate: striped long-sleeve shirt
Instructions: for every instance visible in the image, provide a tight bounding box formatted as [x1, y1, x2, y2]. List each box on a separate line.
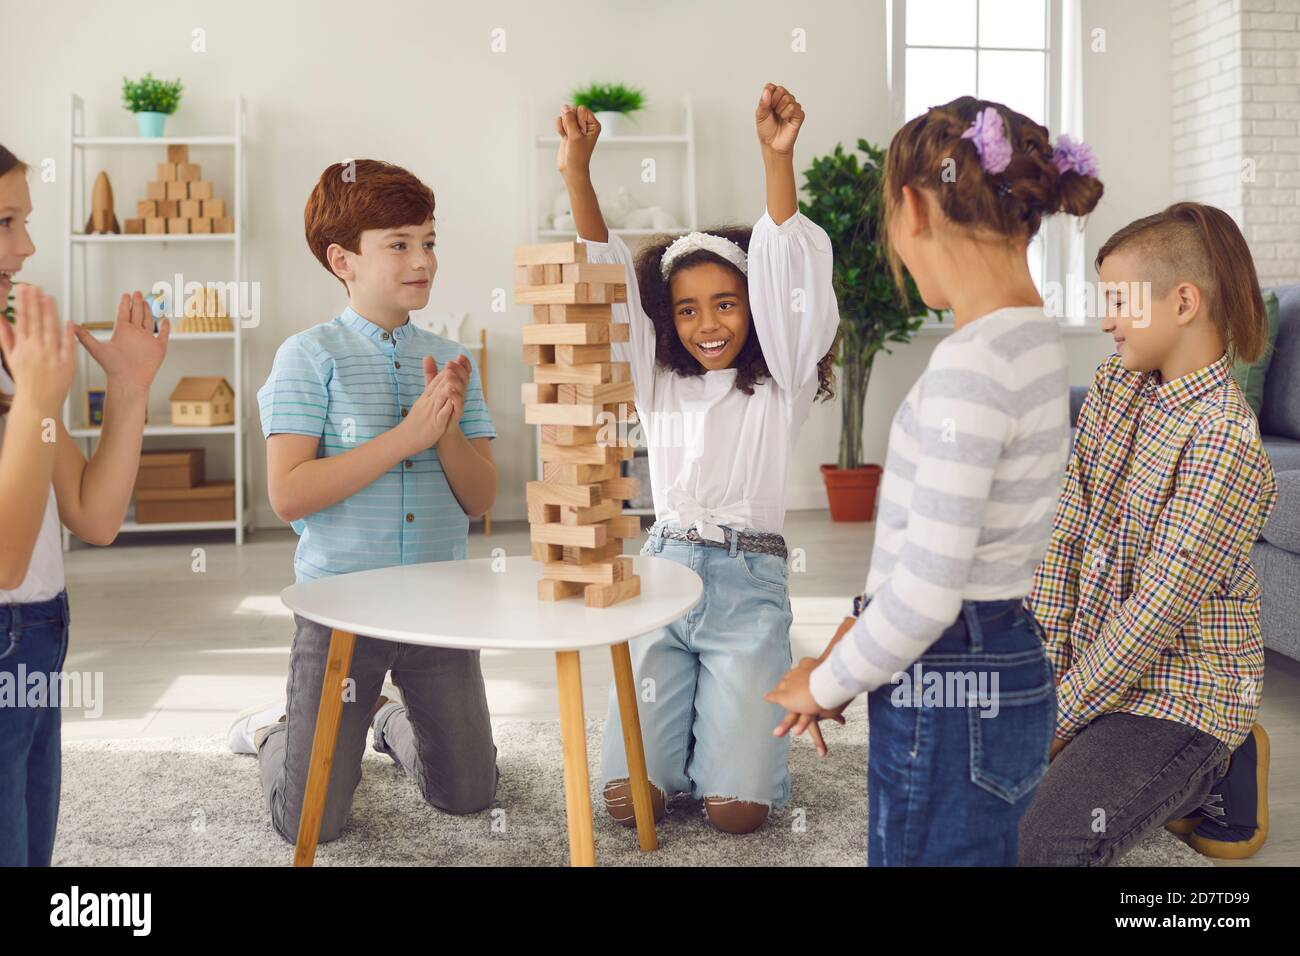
[810, 306, 1070, 709]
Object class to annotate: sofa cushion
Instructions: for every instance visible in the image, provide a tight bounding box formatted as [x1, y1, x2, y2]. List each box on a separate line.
[1263, 436, 1300, 474]
[1261, 471, 1300, 554]
[1234, 289, 1281, 416]
[1260, 285, 1300, 441]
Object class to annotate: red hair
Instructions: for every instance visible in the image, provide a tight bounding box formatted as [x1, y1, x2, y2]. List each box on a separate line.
[303, 159, 436, 288]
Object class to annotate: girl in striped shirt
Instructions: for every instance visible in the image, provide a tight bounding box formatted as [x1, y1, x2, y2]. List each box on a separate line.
[768, 97, 1104, 865]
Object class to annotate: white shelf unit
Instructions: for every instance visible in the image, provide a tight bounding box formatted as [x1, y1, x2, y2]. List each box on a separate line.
[61, 94, 253, 548]
[527, 97, 700, 516]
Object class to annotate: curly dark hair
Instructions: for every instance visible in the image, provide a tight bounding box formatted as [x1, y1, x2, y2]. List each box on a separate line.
[632, 226, 836, 401]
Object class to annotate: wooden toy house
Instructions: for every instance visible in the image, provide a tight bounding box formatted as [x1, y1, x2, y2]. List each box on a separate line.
[169, 376, 235, 427]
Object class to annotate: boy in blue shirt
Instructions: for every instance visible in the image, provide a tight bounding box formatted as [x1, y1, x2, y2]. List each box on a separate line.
[232, 159, 499, 845]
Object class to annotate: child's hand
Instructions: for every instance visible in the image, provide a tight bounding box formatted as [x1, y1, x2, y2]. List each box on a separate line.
[73, 291, 170, 392]
[0, 283, 76, 413]
[755, 83, 805, 156]
[426, 354, 470, 436]
[766, 658, 848, 757]
[556, 104, 601, 180]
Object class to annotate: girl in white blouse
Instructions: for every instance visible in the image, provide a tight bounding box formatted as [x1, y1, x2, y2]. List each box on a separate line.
[555, 85, 840, 834]
[0, 144, 169, 866]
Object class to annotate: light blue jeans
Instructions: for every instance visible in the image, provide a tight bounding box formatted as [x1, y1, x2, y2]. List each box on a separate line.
[600, 523, 793, 810]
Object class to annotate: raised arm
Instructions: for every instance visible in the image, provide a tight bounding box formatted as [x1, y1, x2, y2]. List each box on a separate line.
[555, 104, 656, 404]
[748, 84, 840, 399]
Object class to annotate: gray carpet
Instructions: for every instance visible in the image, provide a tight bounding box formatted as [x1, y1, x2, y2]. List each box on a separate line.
[54, 713, 1211, 866]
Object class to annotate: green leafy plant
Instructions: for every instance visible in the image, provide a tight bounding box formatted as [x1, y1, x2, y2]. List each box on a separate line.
[800, 138, 938, 470]
[121, 73, 183, 115]
[572, 82, 645, 115]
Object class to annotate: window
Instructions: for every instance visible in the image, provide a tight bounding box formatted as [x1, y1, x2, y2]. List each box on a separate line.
[889, 0, 1086, 322]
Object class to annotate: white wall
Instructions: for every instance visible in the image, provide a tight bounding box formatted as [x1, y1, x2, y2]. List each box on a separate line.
[0, 0, 1169, 529]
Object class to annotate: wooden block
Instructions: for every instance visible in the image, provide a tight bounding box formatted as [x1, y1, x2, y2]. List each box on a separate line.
[525, 403, 600, 427]
[166, 144, 189, 164]
[190, 217, 213, 234]
[544, 424, 605, 445]
[558, 381, 635, 405]
[560, 497, 623, 526]
[166, 181, 188, 200]
[531, 541, 563, 562]
[179, 199, 202, 218]
[517, 265, 545, 286]
[544, 462, 621, 485]
[526, 480, 598, 509]
[599, 515, 643, 541]
[156, 162, 179, 182]
[213, 216, 234, 233]
[543, 556, 632, 586]
[189, 181, 214, 200]
[546, 303, 615, 324]
[538, 578, 586, 601]
[526, 499, 560, 525]
[513, 241, 587, 266]
[521, 344, 555, 366]
[556, 344, 614, 364]
[146, 181, 167, 200]
[598, 476, 639, 501]
[201, 199, 225, 219]
[561, 263, 629, 285]
[562, 540, 625, 564]
[515, 283, 623, 306]
[588, 283, 628, 305]
[166, 217, 189, 234]
[585, 575, 641, 608]
[145, 217, 166, 234]
[540, 443, 629, 467]
[522, 322, 610, 346]
[530, 522, 607, 549]
[534, 363, 606, 386]
[137, 199, 158, 217]
[158, 199, 179, 218]
[124, 218, 145, 234]
[178, 163, 201, 182]
[521, 383, 558, 405]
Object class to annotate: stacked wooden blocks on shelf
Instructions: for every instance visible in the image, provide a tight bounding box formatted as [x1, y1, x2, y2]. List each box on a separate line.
[133, 448, 235, 524]
[178, 285, 234, 333]
[516, 240, 641, 608]
[123, 144, 234, 236]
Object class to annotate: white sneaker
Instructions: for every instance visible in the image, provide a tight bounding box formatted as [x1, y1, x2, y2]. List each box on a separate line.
[227, 700, 287, 755]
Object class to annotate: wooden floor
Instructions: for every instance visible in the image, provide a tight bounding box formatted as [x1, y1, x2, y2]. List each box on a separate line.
[60, 511, 1298, 865]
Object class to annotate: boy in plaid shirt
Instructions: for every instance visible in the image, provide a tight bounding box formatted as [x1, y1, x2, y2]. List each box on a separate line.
[1020, 203, 1277, 864]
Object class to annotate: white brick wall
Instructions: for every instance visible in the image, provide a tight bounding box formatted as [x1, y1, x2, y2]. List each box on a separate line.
[1171, 0, 1300, 284]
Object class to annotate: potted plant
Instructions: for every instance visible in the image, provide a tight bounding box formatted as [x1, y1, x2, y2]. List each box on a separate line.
[800, 138, 937, 522]
[571, 82, 645, 136]
[122, 73, 183, 138]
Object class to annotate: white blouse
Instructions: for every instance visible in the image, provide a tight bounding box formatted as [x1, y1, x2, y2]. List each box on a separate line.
[0, 362, 66, 604]
[582, 211, 840, 540]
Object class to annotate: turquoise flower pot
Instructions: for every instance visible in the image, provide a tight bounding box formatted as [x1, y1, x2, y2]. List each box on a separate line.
[135, 111, 168, 138]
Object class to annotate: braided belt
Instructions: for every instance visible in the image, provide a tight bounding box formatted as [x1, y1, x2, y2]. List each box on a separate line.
[649, 524, 788, 560]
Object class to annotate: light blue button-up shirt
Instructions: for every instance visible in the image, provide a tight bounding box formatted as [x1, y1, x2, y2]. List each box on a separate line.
[257, 306, 495, 583]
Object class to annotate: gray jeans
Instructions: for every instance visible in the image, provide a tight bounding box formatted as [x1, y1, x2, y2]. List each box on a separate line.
[1018, 712, 1231, 866]
[258, 613, 498, 844]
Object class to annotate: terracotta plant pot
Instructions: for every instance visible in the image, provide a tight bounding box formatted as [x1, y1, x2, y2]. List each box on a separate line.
[820, 464, 882, 522]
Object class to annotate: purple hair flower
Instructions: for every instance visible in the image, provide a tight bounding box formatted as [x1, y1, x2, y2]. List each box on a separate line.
[1052, 134, 1098, 178]
[961, 107, 1013, 174]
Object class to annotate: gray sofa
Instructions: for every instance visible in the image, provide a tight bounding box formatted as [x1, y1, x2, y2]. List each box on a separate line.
[1067, 283, 1299, 661]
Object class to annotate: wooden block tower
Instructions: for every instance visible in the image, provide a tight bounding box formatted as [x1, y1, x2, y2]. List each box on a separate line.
[515, 240, 642, 608]
[123, 144, 235, 236]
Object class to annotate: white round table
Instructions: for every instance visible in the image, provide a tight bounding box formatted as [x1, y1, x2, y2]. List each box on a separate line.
[280, 554, 703, 867]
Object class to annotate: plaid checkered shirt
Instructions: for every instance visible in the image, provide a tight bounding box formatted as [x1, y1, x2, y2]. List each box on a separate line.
[1027, 353, 1277, 751]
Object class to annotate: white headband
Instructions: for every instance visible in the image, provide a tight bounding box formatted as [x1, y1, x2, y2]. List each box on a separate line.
[659, 231, 749, 280]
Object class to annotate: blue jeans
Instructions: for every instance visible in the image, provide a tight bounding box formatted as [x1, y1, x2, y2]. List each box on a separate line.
[0, 590, 71, 867]
[867, 598, 1055, 866]
[600, 525, 793, 810]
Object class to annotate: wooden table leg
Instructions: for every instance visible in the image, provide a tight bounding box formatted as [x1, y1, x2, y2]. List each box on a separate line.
[293, 628, 356, 867]
[555, 650, 595, 867]
[610, 641, 658, 852]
